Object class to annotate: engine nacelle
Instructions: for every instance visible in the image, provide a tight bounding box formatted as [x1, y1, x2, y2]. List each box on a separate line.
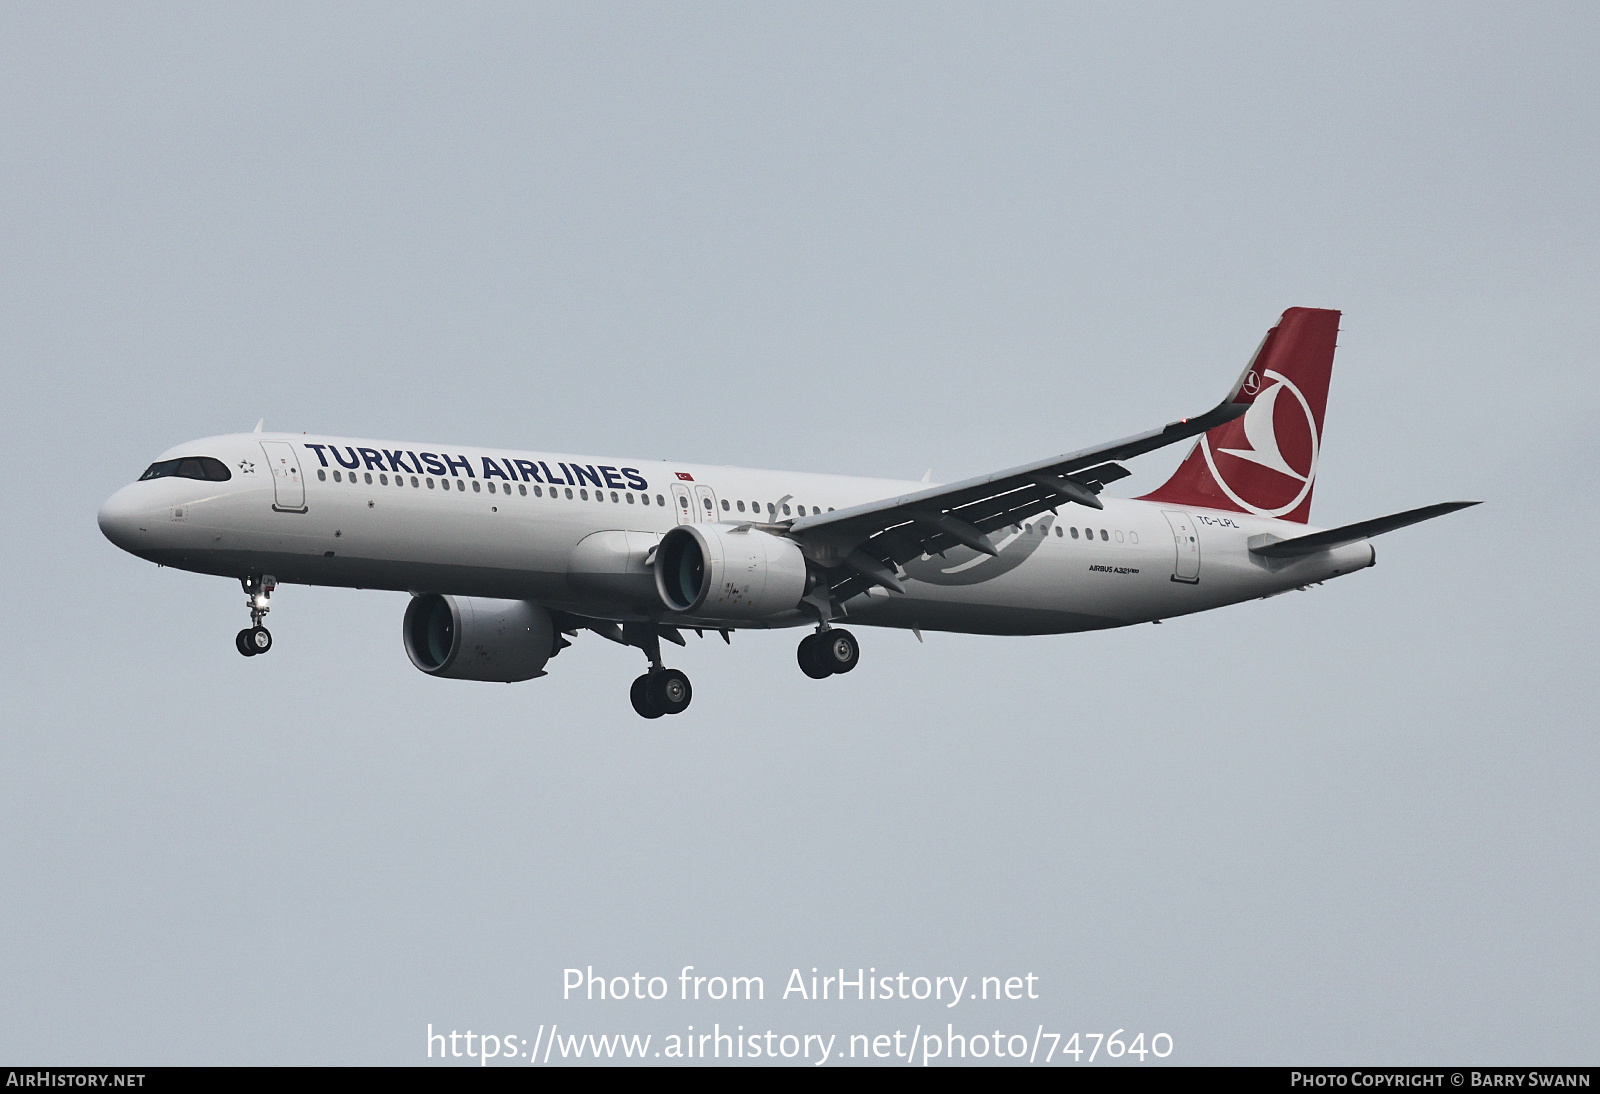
[403, 595, 555, 682]
[655, 524, 809, 620]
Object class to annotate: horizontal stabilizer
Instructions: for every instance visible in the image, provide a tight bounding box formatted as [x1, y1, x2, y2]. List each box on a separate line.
[1249, 501, 1480, 558]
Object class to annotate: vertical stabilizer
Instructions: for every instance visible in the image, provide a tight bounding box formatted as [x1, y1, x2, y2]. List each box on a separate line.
[1138, 307, 1339, 523]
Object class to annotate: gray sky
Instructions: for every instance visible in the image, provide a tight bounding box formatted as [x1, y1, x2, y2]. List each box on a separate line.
[2, 2, 1596, 1065]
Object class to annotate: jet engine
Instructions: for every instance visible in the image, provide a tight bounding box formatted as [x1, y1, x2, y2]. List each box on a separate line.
[403, 595, 555, 682]
[655, 524, 809, 620]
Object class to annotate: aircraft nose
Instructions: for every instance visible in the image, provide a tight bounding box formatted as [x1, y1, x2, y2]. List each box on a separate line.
[98, 485, 148, 551]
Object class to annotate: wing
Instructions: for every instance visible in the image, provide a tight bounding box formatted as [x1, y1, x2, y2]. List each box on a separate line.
[785, 353, 1269, 607]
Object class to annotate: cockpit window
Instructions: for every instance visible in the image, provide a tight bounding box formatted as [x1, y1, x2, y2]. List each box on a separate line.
[139, 456, 232, 482]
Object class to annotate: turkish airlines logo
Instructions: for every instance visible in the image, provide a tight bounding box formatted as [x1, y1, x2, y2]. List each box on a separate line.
[1201, 369, 1319, 517]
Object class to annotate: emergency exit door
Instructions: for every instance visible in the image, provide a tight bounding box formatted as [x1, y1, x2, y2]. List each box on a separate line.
[670, 483, 694, 525]
[693, 485, 720, 522]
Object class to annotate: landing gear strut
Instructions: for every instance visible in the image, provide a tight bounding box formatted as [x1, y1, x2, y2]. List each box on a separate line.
[798, 627, 859, 678]
[623, 622, 693, 719]
[236, 574, 276, 657]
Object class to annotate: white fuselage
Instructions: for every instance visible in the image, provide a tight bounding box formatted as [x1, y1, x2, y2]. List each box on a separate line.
[98, 433, 1375, 635]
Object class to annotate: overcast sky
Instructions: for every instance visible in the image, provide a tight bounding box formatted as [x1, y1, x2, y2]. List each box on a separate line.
[2, 2, 1596, 1065]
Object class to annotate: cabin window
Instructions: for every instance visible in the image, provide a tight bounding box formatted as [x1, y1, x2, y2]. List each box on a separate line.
[519, 484, 527, 496]
[625, 492, 633, 504]
[1055, 526, 1063, 537]
[1130, 532, 1138, 543]
[703, 497, 713, 511]
[722, 499, 730, 511]
[1100, 529, 1108, 541]
[1071, 527, 1079, 539]
[736, 500, 745, 512]
[679, 495, 689, 509]
[425, 477, 434, 489]
[611, 491, 619, 503]
[1115, 530, 1124, 543]
[473, 481, 482, 493]
[317, 469, 326, 481]
[782, 504, 791, 516]
[456, 480, 465, 491]
[655, 494, 665, 506]
[379, 474, 388, 485]
[365, 473, 373, 484]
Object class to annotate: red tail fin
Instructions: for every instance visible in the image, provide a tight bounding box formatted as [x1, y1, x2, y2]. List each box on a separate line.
[1139, 307, 1339, 523]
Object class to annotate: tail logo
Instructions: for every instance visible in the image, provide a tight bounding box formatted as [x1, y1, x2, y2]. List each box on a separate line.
[1240, 369, 1262, 396]
[1201, 369, 1320, 517]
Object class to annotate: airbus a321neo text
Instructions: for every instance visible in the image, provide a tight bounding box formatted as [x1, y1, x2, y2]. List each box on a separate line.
[99, 308, 1476, 718]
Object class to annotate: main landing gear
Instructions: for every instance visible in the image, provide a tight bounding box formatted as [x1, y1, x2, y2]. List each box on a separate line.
[623, 622, 693, 719]
[797, 627, 859, 679]
[630, 669, 692, 720]
[235, 574, 276, 657]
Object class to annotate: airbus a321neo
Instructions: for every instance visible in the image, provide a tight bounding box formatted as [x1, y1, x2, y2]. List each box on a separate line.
[99, 308, 1476, 718]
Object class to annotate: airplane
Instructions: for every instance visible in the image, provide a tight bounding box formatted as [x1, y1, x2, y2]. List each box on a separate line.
[98, 307, 1477, 719]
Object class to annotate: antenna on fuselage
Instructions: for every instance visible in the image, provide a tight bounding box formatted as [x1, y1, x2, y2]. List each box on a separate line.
[252, 418, 264, 433]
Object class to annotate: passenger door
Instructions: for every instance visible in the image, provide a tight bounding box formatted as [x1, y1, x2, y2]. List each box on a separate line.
[1162, 510, 1200, 583]
[260, 441, 307, 512]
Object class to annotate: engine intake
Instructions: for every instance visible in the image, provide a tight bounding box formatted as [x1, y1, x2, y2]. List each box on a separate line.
[403, 595, 555, 682]
[655, 524, 809, 620]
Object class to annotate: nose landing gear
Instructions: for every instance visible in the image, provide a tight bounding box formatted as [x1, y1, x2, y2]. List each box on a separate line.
[798, 627, 859, 678]
[236, 574, 276, 657]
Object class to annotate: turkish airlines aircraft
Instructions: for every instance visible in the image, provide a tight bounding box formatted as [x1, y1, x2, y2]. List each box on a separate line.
[99, 308, 1475, 718]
